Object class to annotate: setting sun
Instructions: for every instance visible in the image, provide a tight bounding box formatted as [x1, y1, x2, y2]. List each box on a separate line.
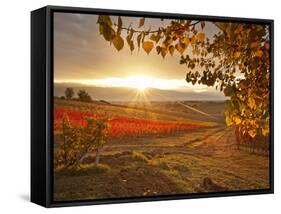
[71, 75, 188, 91]
[136, 85, 147, 91]
[124, 76, 150, 91]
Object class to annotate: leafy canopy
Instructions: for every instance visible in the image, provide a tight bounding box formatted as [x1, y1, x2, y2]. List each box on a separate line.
[97, 15, 270, 140]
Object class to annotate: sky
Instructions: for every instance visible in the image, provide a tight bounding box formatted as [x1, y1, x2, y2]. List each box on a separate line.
[53, 12, 225, 99]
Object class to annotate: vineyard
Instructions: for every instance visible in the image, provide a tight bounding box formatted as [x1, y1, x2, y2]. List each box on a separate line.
[53, 99, 269, 201]
[54, 108, 208, 138]
[53, 99, 211, 170]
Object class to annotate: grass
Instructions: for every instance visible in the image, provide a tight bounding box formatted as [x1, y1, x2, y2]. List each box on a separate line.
[158, 168, 195, 193]
[57, 163, 111, 176]
[149, 154, 171, 170]
[79, 163, 111, 173]
[131, 151, 149, 163]
[150, 159, 170, 170]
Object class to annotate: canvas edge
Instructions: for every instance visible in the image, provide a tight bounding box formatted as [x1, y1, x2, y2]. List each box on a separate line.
[30, 5, 274, 208]
[31, 6, 48, 207]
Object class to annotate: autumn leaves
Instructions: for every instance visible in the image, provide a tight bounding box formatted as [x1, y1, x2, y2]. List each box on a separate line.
[97, 15, 271, 141]
[234, 39, 269, 60]
[142, 41, 154, 54]
[112, 35, 124, 51]
[97, 15, 206, 57]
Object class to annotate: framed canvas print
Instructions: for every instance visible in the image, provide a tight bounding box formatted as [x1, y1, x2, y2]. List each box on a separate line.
[31, 5, 274, 207]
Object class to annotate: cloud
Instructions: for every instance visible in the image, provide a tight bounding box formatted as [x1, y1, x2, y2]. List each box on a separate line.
[53, 12, 224, 99]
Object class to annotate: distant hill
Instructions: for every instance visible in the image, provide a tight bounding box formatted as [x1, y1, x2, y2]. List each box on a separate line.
[54, 82, 226, 102]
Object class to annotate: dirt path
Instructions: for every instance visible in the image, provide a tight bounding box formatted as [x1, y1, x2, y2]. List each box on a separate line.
[101, 126, 224, 154]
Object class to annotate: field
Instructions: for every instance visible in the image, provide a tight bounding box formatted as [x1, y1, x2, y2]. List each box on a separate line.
[53, 98, 269, 201]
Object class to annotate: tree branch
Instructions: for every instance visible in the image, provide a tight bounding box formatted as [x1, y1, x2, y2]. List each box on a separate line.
[113, 20, 201, 34]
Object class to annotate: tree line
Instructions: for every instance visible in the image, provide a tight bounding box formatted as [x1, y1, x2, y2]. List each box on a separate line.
[59, 87, 92, 102]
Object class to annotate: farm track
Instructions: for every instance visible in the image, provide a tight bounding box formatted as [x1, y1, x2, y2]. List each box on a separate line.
[101, 126, 226, 156]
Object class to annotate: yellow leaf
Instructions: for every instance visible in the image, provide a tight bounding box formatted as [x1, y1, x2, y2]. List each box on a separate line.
[192, 48, 200, 56]
[102, 23, 113, 41]
[142, 41, 154, 54]
[234, 51, 241, 59]
[169, 45, 175, 56]
[255, 50, 263, 57]
[196, 32, 205, 42]
[248, 97, 256, 109]
[183, 37, 190, 46]
[249, 119, 256, 126]
[248, 129, 257, 138]
[225, 113, 233, 126]
[262, 127, 269, 136]
[117, 16, 122, 34]
[156, 46, 161, 55]
[175, 43, 186, 55]
[233, 116, 242, 125]
[112, 35, 124, 51]
[190, 35, 196, 44]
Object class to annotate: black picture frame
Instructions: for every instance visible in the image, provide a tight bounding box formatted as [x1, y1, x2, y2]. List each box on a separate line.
[31, 5, 274, 208]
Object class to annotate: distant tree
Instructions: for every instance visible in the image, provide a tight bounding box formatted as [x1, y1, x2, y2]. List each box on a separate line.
[77, 90, 92, 102]
[64, 87, 74, 99]
[60, 96, 65, 100]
